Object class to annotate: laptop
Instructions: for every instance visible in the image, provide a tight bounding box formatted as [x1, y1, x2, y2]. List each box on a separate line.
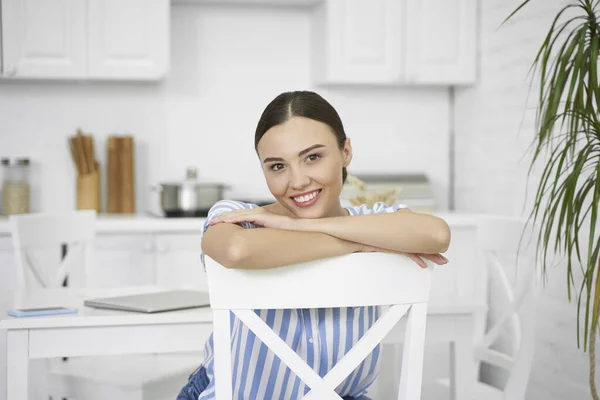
[83, 290, 211, 313]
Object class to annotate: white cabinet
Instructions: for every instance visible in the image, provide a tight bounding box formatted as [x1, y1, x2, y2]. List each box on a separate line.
[88, 0, 169, 80]
[312, 0, 477, 86]
[0, 0, 86, 79]
[312, 0, 404, 85]
[405, 0, 477, 85]
[0, 231, 205, 289]
[92, 234, 156, 287]
[0, 0, 169, 80]
[155, 233, 207, 290]
[91, 233, 206, 289]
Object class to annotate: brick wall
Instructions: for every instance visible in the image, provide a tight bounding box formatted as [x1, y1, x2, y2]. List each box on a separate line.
[455, 0, 598, 398]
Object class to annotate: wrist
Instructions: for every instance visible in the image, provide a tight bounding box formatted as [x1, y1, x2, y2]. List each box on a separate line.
[294, 217, 316, 232]
[347, 239, 363, 253]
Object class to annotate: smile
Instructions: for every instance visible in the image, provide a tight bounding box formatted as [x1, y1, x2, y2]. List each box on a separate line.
[291, 189, 322, 207]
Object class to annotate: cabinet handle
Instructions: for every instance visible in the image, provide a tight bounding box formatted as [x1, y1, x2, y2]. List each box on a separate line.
[142, 242, 155, 253]
[156, 243, 169, 253]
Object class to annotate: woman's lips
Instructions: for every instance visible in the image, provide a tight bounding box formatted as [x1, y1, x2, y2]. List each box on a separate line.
[291, 189, 322, 208]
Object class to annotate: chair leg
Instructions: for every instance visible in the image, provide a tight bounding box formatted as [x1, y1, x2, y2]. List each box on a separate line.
[397, 303, 427, 400]
[213, 310, 233, 400]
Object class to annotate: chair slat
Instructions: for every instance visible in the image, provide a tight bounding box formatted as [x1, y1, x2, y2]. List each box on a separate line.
[206, 253, 433, 310]
[398, 303, 428, 400]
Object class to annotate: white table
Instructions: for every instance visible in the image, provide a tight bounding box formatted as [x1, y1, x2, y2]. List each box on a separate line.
[1, 287, 484, 400]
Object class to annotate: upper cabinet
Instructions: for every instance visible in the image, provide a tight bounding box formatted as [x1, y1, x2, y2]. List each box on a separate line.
[88, 0, 169, 80]
[0, 0, 87, 79]
[312, 0, 404, 85]
[0, 0, 170, 80]
[405, 0, 477, 85]
[313, 0, 477, 86]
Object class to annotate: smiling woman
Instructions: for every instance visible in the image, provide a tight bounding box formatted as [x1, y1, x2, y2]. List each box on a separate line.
[177, 91, 451, 400]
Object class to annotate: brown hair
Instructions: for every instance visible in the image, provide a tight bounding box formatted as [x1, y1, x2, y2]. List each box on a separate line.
[254, 91, 348, 183]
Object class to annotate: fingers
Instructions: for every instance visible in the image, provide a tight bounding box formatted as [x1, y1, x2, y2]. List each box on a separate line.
[209, 209, 263, 225]
[418, 253, 449, 265]
[405, 253, 428, 269]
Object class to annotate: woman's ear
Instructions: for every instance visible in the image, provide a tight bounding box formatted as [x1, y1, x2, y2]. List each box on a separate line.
[343, 138, 353, 167]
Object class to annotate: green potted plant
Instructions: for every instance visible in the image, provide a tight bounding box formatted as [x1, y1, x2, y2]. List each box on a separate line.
[506, 1, 600, 397]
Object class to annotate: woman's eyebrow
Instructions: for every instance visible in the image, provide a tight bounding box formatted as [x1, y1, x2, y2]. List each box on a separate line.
[262, 144, 326, 163]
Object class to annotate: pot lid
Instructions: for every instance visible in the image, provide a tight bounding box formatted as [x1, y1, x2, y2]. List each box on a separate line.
[159, 167, 228, 187]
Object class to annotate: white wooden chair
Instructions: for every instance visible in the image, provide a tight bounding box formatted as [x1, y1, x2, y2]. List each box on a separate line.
[474, 216, 538, 400]
[440, 215, 538, 400]
[10, 211, 200, 400]
[205, 252, 435, 400]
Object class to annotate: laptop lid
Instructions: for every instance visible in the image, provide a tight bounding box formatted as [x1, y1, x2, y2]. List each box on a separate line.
[83, 290, 210, 313]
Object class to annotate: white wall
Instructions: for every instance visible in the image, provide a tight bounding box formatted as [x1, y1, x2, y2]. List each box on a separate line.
[0, 4, 450, 214]
[456, 0, 598, 398]
[1, 1, 597, 399]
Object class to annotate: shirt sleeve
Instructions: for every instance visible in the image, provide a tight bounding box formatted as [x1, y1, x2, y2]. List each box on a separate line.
[348, 202, 409, 216]
[370, 202, 409, 214]
[202, 200, 258, 233]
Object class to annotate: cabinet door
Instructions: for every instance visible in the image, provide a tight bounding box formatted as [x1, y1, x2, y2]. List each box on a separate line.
[405, 0, 477, 85]
[154, 233, 207, 290]
[1, 0, 86, 79]
[92, 234, 156, 287]
[87, 0, 169, 80]
[312, 0, 404, 85]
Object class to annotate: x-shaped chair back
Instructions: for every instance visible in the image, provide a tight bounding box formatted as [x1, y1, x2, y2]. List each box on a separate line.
[476, 216, 539, 399]
[10, 211, 96, 289]
[205, 253, 434, 400]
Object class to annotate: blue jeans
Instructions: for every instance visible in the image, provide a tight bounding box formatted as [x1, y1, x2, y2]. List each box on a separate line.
[176, 366, 371, 400]
[177, 366, 210, 400]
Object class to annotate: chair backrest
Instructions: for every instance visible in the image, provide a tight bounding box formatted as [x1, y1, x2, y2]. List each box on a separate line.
[10, 211, 96, 289]
[205, 253, 434, 400]
[475, 215, 539, 399]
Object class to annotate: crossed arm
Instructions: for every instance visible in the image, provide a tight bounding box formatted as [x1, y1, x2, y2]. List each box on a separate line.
[201, 208, 451, 270]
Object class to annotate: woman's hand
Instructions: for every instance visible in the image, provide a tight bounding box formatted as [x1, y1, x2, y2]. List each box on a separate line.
[359, 244, 448, 269]
[208, 208, 297, 231]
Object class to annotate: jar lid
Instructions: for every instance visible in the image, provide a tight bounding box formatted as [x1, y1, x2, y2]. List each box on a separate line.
[1, 158, 30, 166]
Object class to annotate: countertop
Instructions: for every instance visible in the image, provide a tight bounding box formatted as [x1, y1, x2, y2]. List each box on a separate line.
[0, 214, 208, 235]
[0, 212, 480, 235]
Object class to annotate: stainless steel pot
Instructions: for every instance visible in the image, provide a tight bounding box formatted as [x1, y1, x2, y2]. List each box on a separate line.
[152, 168, 227, 217]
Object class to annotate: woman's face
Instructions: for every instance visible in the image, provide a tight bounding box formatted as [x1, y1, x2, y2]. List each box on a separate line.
[257, 116, 352, 219]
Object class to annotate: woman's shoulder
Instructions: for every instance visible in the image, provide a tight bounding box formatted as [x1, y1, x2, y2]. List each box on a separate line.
[345, 202, 408, 216]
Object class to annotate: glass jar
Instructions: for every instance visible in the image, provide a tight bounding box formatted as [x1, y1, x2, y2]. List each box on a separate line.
[1, 158, 30, 216]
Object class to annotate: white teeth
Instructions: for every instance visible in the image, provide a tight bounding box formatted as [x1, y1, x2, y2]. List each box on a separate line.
[294, 190, 319, 203]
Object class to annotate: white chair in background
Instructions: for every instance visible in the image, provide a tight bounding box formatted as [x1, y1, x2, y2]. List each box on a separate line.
[10, 211, 200, 400]
[440, 215, 539, 400]
[205, 252, 434, 400]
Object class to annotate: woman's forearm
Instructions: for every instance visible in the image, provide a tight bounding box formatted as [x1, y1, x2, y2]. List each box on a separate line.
[206, 227, 360, 269]
[295, 211, 451, 254]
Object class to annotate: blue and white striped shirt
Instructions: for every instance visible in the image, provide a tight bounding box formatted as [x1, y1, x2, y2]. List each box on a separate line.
[198, 200, 407, 400]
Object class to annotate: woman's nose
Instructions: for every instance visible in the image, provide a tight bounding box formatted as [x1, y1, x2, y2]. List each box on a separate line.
[289, 169, 311, 190]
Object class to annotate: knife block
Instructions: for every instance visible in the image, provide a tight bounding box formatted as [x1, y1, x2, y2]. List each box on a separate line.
[77, 164, 100, 212]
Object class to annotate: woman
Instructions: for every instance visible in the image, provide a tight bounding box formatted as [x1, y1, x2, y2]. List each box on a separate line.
[177, 91, 451, 400]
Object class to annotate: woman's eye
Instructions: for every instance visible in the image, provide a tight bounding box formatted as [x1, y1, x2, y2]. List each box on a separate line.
[270, 163, 285, 171]
[307, 153, 321, 162]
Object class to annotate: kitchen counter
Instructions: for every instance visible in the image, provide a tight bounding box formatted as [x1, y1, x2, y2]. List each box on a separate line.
[0, 214, 208, 235]
[0, 212, 480, 235]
